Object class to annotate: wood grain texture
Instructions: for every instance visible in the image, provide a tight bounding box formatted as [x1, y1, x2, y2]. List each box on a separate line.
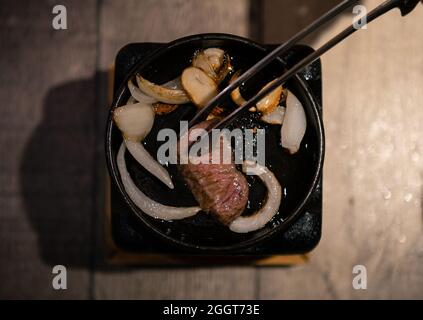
[259, 0, 423, 299]
[0, 0, 98, 299]
[98, 0, 250, 71]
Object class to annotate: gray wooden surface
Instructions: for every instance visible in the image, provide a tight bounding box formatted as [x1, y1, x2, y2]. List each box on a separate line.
[1, 0, 422, 299]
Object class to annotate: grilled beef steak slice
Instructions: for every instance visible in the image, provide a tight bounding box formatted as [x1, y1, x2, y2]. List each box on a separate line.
[179, 121, 249, 225]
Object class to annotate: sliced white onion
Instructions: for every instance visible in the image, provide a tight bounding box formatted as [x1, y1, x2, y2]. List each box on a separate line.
[113, 102, 174, 189]
[260, 105, 285, 125]
[229, 161, 282, 233]
[117, 143, 200, 220]
[181, 67, 218, 108]
[281, 90, 307, 154]
[136, 74, 190, 104]
[113, 102, 154, 141]
[125, 140, 174, 189]
[128, 80, 157, 104]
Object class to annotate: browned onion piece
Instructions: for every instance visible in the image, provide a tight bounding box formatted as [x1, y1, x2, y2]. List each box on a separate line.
[260, 105, 286, 125]
[229, 73, 284, 115]
[113, 102, 154, 142]
[127, 79, 157, 104]
[192, 48, 232, 83]
[136, 74, 190, 104]
[152, 102, 178, 115]
[256, 80, 283, 115]
[192, 50, 218, 80]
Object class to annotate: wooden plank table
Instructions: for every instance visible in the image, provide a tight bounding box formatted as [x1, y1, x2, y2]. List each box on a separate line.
[0, 0, 422, 299]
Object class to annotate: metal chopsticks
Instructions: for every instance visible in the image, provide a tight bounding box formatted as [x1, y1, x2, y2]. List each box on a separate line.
[188, 0, 359, 129]
[189, 0, 419, 132]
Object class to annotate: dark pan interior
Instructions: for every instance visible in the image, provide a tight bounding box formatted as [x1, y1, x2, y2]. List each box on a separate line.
[106, 34, 324, 252]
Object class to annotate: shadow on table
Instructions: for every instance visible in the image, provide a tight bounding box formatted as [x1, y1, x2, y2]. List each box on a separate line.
[20, 71, 109, 269]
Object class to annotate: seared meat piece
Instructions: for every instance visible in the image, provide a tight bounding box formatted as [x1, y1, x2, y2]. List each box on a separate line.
[179, 121, 249, 225]
[180, 163, 249, 224]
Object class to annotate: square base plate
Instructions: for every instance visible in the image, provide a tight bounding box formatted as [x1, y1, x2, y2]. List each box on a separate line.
[106, 42, 323, 266]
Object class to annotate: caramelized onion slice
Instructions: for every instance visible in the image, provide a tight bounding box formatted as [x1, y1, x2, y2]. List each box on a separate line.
[203, 48, 225, 70]
[128, 78, 181, 115]
[229, 73, 285, 115]
[192, 48, 232, 83]
[256, 80, 283, 115]
[229, 71, 247, 107]
[193, 50, 218, 80]
[136, 74, 190, 104]
[117, 143, 200, 220]
[162, 77, 183, 90]
[128, 80, 157, 104]
[229, 161, 282, 233]
[181, 67, 218, 108]
[281, 90, 307, 154]
[152, 102, 178, 115]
